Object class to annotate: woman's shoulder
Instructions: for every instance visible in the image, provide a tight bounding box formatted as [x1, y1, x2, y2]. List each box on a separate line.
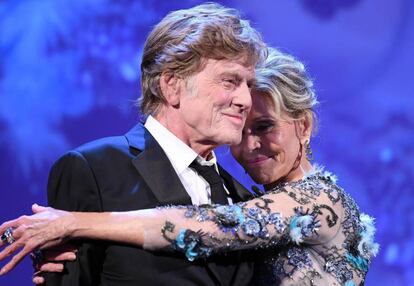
[268, 164, 347, 206]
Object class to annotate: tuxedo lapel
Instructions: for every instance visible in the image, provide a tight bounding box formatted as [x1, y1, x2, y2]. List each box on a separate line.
[127, 124, 192, 206]
[218, 165, 253, 203]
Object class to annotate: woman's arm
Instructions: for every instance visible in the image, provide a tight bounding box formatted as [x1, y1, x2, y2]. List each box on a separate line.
[0, 178, 343, 273]
[144, 182, 344, 260]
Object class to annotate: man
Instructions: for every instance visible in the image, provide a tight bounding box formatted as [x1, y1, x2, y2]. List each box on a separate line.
[36, 3, 265, 286]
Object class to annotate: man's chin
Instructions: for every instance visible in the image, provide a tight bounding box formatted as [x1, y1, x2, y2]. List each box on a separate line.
[225, 135, 242, 146]
[210, 130, 242, 146]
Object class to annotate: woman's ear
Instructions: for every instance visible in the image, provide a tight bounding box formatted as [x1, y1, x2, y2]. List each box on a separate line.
[296, 112, 313, 144]
[160, 72, 181, 107]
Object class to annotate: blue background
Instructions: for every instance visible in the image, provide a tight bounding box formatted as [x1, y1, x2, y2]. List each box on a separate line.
[1, 0, 413, 284]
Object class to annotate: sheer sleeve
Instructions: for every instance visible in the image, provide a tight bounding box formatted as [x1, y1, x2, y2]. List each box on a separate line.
[142, 175, 345, 261]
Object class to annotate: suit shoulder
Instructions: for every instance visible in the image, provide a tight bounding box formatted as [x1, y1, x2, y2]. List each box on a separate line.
[75, 135, 130, 155]
[51, 135, 134, 169]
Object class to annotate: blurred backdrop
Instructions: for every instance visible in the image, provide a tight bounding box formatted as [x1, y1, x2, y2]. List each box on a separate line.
[0, 0, 413, 285]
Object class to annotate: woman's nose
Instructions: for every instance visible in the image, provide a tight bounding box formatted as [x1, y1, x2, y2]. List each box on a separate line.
[244, 132, 260, 151]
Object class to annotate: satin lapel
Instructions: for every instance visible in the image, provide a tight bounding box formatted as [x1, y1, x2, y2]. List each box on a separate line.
[130, 128, 192, 206]
[218, 165, 253, 203]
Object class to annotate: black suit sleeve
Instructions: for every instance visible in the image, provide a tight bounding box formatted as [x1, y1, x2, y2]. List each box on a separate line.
[44, 151, 105, 286]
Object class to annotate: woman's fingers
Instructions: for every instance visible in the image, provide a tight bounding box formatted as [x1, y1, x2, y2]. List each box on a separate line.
[44, 249, 77, 262]
[0, 243, 33, 274]
[32, 274, 45, 285]
[39, 262, 65, 272]
[0, 232, 25, 262]
[31, 263, 65, 285]
[0, 224, 44, 274]
[0, 220, 17, 247]
[0, 224, 35, 262]
[31, 244, 78, 284]
[31, 204, 49, 214]
[1, 214, 36, 248]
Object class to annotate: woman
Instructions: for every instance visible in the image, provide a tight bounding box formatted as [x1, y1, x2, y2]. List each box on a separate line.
[0, 48, 378, 285]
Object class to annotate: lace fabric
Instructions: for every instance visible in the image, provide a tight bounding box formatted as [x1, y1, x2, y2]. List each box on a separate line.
[153, 167, 379, 285]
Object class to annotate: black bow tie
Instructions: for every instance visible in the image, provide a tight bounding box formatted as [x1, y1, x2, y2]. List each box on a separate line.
[189, 160, 228, 204]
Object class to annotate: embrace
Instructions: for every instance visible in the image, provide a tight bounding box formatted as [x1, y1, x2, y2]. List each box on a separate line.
[0, 3, 378, 286]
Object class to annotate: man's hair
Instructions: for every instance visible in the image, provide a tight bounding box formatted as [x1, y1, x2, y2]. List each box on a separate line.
[139, 2, 266, 116]
[254, 47, 319, 133]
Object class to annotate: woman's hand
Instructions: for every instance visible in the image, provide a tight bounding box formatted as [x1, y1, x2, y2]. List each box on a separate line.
[0, 204, 75, 275]
[32, 244, 78, 285]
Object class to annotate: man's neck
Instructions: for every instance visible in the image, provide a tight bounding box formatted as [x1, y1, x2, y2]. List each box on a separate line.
[154, 113, 215, 159]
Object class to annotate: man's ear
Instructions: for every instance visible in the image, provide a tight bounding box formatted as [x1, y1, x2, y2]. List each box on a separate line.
[296, 113, 313, 144]
[160, 72, 181, 107]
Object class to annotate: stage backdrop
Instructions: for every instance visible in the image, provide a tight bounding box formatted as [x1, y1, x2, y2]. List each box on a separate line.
[1, 0, 413, 285]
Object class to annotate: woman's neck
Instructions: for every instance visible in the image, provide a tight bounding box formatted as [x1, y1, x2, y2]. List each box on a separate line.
[264, 160, 313, 191]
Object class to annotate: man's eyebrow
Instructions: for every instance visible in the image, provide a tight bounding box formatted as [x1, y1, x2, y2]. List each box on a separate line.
[218, 71, 242, 78]
[219, 71, 255, 81]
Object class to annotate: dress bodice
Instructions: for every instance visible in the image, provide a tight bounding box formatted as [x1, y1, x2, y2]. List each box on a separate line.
[150, 167, 379, 285]
[250, 169, 378, 285]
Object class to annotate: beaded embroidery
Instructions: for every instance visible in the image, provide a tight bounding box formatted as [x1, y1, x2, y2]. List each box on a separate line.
[160, 167, 379, 285]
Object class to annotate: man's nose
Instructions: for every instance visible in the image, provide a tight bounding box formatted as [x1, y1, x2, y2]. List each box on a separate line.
[233, 82, 252, 111]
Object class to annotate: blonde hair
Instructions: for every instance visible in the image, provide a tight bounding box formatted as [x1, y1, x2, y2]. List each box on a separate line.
[139, 2, 265, 116]
[254, 47, 319, 133]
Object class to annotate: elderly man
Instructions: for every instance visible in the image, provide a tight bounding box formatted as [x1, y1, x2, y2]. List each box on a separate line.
[33, 3, 265, 286]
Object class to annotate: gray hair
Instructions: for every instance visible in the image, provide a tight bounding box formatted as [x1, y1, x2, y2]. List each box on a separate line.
[139, 2, 266, 116]
[254, 47, 319, 133]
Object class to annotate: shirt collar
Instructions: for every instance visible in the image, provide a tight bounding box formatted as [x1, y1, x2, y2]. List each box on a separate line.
[196, 152, 217, 168]
[144, 116, 217, 174]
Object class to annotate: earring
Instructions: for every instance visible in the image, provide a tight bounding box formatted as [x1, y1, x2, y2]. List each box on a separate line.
[304, 140, 313, 161]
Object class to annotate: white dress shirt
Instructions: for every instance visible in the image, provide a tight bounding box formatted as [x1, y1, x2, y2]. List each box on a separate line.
[144, 116, 231, 205]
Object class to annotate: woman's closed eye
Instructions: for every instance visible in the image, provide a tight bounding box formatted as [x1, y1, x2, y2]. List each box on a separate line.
[253, 120, 277, 134]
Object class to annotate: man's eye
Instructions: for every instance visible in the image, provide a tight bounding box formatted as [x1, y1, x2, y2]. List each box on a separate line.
[223, 79, 237, 88]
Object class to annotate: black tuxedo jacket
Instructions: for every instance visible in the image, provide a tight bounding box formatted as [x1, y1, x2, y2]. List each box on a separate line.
[44, 123, 255, 286]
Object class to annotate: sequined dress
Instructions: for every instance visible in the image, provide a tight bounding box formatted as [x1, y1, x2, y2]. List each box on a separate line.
[149, 167, 379, 286]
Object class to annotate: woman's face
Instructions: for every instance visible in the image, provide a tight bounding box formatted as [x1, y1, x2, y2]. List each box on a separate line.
[231, 92, 309, 189]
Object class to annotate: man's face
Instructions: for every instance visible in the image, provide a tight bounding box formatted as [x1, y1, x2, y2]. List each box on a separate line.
[177, 58, 255, 147]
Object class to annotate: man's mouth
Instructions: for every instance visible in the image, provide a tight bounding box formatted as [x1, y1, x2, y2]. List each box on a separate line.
[223, 113, 244, 126]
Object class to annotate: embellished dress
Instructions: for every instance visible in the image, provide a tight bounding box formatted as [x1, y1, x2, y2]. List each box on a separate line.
[145, 167, 379, 286]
